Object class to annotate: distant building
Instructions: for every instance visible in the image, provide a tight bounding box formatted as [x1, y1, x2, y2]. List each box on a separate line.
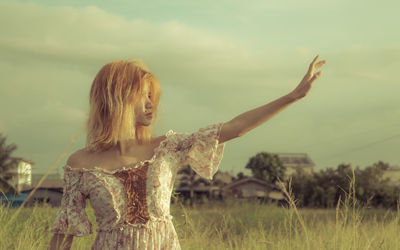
[173, 170, 235, 203]
[0, 191, 30, 207]
[4, 165, 64, 207]
[1, 178, 64, 208]
[4, 157, 34, 192]
[22, 179, 63, 207]
[222, 177, 284, 202]
[274, 152, 315, 178]
[31, 171, 62, 184]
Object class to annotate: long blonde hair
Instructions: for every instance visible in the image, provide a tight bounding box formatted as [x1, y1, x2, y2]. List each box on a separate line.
[85, 59, 161, 152]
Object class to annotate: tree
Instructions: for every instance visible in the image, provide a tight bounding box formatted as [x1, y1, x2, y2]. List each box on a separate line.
[357, 161, 392, 207]
[245, 152, 286, 184]
[290, 161, 399, 208]
[236, 171, 247, 180]
[0, 133, 19, 194]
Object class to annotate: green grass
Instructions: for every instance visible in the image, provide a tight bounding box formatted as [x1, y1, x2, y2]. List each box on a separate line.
[0, 197, 399, 250]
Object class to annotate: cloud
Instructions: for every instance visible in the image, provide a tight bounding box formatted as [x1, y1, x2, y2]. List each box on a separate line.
[0, 1, 249, 78]
[1, 1, 399, 173]
[0, 1, 329, 89]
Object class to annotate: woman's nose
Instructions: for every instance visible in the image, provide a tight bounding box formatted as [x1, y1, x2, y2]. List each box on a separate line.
[146, 99, 153, 109]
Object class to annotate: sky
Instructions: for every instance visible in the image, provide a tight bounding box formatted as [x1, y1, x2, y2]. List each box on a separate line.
[0, 0, 399, 176]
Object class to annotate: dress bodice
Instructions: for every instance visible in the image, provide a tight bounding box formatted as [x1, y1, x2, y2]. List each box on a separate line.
[50, 123, 226, 250]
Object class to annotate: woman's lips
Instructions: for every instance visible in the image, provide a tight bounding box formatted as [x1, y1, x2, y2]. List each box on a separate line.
[146, 113, 153, 118]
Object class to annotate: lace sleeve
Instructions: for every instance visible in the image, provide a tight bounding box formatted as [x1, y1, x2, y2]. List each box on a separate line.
[174, 122, 226, 180]
[50, 167, 92, 236]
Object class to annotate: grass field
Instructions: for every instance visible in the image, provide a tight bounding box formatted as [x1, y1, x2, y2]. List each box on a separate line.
[1, 195, 399, 250]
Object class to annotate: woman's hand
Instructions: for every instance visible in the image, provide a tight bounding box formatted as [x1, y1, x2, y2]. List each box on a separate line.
[289, 55, 326, 100]
[219, 54, 327, 142]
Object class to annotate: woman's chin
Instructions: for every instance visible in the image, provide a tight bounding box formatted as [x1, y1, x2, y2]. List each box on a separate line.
[136, 120, 152, 127]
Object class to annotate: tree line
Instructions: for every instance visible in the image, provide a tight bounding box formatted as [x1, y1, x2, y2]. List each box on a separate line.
[1, 132, 399, 209]
[243, 152, 400, 209]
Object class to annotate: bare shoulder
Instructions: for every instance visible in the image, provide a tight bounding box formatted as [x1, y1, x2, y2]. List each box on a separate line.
[66, 149, 92, 170]
[155, 135, 167, 144]
[66, 136, 166, 170]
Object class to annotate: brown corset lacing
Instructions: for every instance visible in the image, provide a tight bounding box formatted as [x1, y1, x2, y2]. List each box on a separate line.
[113, 163, 150, 224]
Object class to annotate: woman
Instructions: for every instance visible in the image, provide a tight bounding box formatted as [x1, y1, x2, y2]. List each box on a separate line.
[48, 55, 326, 250]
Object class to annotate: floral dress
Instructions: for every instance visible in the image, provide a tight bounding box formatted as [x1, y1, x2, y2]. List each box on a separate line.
[50, 123, 226, 250]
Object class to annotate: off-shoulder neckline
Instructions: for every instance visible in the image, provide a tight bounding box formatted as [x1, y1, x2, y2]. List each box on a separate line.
[64, 129, 175, 175]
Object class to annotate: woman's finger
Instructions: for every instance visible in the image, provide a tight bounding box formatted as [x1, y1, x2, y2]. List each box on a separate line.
[310, 55, 320, 68]
[308, 55, 320, 74]
[310, 71, 322, 82]
[312, 55, 320, 64]
[315, 60, 326, 69]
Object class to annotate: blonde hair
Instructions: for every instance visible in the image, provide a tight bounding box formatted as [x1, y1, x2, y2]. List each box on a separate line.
[85, 59, 161, 152]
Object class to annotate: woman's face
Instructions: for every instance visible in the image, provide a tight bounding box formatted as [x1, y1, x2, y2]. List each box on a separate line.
[134, 82, 153, 126]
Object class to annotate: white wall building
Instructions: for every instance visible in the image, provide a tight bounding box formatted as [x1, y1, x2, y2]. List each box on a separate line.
[6, 157, 33, 192]
[274, 152, 315, 178]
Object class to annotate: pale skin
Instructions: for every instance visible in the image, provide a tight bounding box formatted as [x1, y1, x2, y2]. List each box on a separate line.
[48, 55, 325, 250]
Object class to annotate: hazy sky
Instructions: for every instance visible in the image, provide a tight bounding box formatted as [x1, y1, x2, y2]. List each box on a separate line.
[1, 0, 399, 176]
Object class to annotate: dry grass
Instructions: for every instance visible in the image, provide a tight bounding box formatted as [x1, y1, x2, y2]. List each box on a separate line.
[0, 194, 399, 250]
[1, 141, 399, 250]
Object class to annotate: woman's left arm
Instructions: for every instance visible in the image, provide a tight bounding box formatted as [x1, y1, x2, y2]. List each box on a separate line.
[219, 55, 326, 144]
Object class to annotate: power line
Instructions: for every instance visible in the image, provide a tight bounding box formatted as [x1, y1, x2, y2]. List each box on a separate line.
[314, 133, 400, 163]
[300, 121, 400, 149]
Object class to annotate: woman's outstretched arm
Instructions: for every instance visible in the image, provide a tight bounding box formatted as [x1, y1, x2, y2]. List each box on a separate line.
[219, 55, 326, 144]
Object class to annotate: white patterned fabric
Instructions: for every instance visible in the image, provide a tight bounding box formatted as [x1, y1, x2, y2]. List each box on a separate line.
[51, 122, 226, 250]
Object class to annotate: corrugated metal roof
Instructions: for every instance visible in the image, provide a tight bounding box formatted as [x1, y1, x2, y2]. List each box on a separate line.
[273, 152, 315, 168]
